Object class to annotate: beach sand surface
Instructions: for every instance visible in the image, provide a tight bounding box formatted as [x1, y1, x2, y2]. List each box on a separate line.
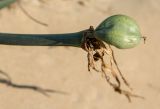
[0, 0, 159, 109]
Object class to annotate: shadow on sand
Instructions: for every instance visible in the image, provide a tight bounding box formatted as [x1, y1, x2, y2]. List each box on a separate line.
[0, 70, 68, 97]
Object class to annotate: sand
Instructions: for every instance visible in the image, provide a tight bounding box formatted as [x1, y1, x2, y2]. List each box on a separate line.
[0, 0, 160, 109]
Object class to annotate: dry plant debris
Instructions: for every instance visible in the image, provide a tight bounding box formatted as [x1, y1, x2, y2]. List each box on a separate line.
[81, 26, 144, 102]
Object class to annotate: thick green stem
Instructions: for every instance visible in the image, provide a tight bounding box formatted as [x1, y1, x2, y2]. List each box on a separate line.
[0, 32, 83, 47]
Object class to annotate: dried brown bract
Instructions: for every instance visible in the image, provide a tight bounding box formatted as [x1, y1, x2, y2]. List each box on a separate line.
[81, 26, 144, 102]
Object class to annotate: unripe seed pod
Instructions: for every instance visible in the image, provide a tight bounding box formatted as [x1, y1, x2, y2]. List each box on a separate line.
[95, 15, 142, 49]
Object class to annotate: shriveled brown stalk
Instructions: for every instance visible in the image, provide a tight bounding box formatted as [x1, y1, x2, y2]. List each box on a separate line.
[81, 26, 144, 102]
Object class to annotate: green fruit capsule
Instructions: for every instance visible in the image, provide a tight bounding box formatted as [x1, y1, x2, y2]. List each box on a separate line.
[95, 15, 142, 49]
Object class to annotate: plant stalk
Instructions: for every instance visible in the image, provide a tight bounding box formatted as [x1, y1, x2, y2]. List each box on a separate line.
[0, 0, 16, 9]
[0, 32, 83, 47]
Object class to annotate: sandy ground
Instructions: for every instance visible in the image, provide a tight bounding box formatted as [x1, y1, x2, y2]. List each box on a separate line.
[0, 0, 160, 109]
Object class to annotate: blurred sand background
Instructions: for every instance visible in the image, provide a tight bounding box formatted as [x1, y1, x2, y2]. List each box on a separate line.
[0, 0, 159, 109]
